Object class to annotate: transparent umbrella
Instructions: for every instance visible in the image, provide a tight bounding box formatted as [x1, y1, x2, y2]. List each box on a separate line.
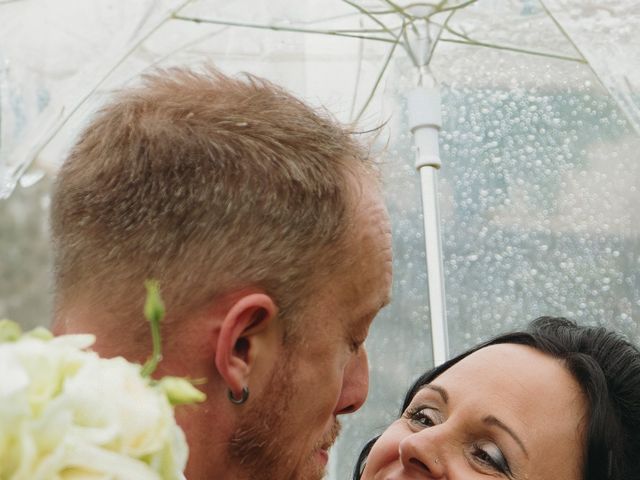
[1, 1, 639, 479]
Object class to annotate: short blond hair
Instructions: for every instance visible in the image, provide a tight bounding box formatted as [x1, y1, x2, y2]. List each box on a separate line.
[50, 65, 373, 336]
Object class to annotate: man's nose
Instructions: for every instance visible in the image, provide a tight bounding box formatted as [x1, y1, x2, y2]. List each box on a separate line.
[334, 347, 369, 415]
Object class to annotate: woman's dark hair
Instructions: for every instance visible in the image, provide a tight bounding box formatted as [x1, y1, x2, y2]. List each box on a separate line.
[354, 317, 640, 480]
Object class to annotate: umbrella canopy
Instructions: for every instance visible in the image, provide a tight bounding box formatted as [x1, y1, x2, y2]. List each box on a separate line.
[1, 1, 639, 478]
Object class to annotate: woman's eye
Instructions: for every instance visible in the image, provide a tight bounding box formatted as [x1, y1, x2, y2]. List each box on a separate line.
[404, 406, 439, 428]
[471, 443, 511, 476]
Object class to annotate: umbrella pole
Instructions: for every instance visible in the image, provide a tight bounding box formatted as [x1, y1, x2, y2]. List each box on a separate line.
[407, 85, 449, 366]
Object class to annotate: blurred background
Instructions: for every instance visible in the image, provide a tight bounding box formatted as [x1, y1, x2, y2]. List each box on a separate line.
[1, 1, 639, 478]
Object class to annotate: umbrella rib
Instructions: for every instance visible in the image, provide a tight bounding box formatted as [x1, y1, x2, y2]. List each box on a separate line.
[349, 19, 366, 119]
[354, 22, 405, 123]
[342, 0, 400, 38]
[136, 26, 232, 78]
[433, 19, 585, 64]
[22, 0, 196, 180]
[537, 2, 606, 80]
[380, 0, 414, 20]
[335, 27, 404, 34]
[440, 22, 476, 42]
[426, 0, 479, 19]
[172, 15, 398, 44]
[428, 10, 457, 64]
[401, 24, 420, 67]
[538, 0, 639, 134]
[440, 38, 586, 63]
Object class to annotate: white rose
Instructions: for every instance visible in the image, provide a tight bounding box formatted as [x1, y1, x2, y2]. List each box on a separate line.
[0, 328, 190, 480]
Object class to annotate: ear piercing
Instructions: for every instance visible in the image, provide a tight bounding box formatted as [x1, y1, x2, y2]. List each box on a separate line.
[228, 386, 250, 404]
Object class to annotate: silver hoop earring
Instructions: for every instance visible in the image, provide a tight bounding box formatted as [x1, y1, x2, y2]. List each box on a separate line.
[228, 386, 249, 405]
[434, 457, 440, 465]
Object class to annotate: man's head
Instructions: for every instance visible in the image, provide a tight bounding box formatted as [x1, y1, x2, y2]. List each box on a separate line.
[51, 65, 392, 479]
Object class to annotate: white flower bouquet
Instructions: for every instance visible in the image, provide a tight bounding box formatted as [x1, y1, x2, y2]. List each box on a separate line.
[0, 282, 204, 480]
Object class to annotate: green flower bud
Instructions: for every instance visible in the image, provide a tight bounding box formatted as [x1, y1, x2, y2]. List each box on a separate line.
[0, 319, 22, 342]
[144, 280, 165, 323]
[157, 377, 207, 406]
[24, 326, 55, 341]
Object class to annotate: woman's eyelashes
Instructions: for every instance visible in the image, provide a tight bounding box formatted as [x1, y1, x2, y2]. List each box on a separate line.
[470, 442, 513, 477]
[405, 405, 441, 428]
[402, 405, 513, 477]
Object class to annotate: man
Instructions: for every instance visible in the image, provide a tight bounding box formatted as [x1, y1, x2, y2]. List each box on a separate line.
[51, 65, 392, 480]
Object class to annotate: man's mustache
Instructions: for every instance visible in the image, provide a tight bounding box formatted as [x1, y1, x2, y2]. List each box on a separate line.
[320, 420, 342, 450]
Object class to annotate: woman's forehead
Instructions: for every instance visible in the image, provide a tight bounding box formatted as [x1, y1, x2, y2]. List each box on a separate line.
[428, 344, 580, 405]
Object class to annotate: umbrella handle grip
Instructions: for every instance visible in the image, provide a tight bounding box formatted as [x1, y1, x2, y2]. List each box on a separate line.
[407, 86, 442, 170]
[407, 86, 442, 131]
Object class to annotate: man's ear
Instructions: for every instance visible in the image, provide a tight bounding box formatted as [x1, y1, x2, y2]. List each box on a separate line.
[214, 293, 278, 399]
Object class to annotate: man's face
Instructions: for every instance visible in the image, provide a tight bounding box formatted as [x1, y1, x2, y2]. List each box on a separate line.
[230, 178, 393, 480]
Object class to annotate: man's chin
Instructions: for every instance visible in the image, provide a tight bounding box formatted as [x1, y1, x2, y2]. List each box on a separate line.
[306, 422, 340, 479]
[315, 446, 330, 467]
[297, 448, 328, 480]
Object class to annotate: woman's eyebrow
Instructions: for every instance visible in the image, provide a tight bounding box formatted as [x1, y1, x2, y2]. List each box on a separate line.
[483, 415, 529, 458]
[422, 384, 449, 403]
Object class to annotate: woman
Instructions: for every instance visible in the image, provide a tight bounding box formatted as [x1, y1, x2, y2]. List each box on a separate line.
[355, 317, 640, 480]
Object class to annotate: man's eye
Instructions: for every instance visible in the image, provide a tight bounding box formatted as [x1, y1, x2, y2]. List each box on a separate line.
[404, 406, 439, 428]
[471, 442, 511, 476]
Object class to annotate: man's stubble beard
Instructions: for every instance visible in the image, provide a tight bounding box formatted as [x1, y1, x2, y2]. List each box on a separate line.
[228, 350, 339, 480]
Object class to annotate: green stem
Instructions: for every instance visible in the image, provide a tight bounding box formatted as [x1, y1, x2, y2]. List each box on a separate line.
[172, 15, 397, 44]
[141, 314, 162, 377]
[141, 280, 166, 378]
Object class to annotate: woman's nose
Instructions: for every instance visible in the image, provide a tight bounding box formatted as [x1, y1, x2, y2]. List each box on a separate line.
[398, 430, 446, 478]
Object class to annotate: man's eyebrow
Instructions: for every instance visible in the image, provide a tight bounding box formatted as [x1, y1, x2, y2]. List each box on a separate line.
[484, 415, 529, 458]
[360, 296, 391, 325]
[422, 384, 449, 403]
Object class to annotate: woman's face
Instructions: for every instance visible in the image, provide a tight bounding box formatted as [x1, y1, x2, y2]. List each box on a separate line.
[361, 344, 587, 480]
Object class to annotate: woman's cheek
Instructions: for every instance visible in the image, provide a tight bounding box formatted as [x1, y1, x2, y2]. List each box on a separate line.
[362, 420, 408, 478]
